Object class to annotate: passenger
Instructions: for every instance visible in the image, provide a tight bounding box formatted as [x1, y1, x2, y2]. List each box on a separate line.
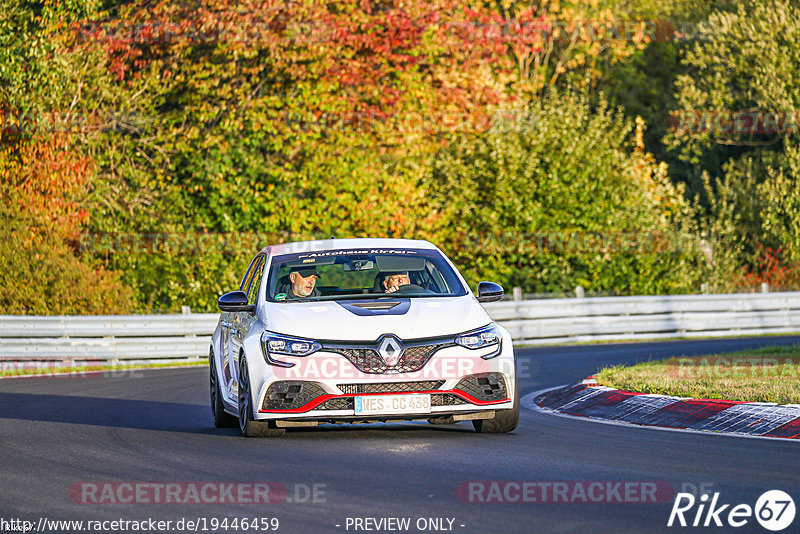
[277, 267, 321, 300]
[383, 271, 411, 293]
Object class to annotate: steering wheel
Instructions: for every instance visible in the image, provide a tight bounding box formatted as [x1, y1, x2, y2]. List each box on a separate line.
[394, 284, 432, 295]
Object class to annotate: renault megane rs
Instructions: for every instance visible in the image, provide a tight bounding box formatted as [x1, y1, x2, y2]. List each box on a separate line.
[209, 238, 518, 437]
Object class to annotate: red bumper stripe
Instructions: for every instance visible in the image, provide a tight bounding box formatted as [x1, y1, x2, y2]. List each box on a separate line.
[258, 389, 510, 414]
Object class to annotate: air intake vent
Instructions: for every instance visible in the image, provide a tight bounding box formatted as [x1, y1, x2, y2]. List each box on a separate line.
[338, 380, 445, 394]
[455, 373, 508, 401]
[262, 381, 326, 410]
[349, 301, 402, 311]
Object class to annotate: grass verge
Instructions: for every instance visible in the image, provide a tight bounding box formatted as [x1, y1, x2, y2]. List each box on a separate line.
[0, 359, 206, 378]
[596, 344, 800, 404]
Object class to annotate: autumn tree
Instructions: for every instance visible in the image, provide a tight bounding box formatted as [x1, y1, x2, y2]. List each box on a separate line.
[0, 0, 132, 314]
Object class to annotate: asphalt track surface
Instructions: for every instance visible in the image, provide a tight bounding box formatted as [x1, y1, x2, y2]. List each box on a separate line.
[2, 336, 800, 534]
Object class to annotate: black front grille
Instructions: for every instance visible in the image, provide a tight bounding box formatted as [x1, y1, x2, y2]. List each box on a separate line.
[401, 345, 442, 371]
[338, 380, 445, 394]
[317, 397, 355, 410]
[327, 342, 452, 374]
[431, 393, 468, 406]
[455, 373, 508, 402]
[262, 381, 326, 410]
[332, 348, 387, 374]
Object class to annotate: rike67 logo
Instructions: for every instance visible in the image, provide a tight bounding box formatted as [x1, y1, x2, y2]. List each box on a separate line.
[668, 490, 796, 531]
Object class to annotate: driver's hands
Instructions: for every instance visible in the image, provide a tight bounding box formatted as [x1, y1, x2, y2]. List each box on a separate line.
[384, 274, 411, 293]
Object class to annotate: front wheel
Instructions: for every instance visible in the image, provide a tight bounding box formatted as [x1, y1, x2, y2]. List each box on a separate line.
[210, 347, 237, 428]
[238, 355, 285, 438]
[473, 372, 519, 433]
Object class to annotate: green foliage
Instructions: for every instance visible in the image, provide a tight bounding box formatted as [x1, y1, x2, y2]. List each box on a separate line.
[762, 141, 800, 262]
[67, 0, 523, 311]
[669, 0, 800, 159]
[664, 0, 800, 285]
[425, 91, 706, 294]
[0, 206, 132, 314]
[9, 0, 800, 313]
[0, 0, 136, 314]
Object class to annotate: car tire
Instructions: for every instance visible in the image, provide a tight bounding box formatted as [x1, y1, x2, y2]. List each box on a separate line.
[238, 355, 285, 438]
[472, 372, 519, 434]
[210, 347, 238, 428]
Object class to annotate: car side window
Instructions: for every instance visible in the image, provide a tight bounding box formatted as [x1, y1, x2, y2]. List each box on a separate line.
[239, 255, 260, 293]
[247, 257, 265, 305]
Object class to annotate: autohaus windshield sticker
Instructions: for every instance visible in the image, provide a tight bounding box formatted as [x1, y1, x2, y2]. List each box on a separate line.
[296, 249, 419, 259]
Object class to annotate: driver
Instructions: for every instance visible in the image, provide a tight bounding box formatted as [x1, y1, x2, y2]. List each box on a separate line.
[383, 271, 411, 293]
[277, 266, 321, 300]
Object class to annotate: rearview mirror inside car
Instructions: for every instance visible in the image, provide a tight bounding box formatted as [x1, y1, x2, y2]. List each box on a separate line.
[343, 259, 375, 271]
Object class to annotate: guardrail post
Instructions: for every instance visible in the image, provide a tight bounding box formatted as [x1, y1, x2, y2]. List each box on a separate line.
[761, 283, 770, 293]
[181, 306, 191, 314]
[575, 286, 585, 298]
[513, 287, 523, 301]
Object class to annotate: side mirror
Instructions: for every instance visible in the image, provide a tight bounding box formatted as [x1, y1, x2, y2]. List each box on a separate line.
[217, 291, 255, 313]
[477, 281, 504, 303]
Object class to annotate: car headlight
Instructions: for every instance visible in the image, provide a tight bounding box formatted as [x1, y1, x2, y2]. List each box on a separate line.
[261, 332, 321, 368]
[456, 324, 501, 350]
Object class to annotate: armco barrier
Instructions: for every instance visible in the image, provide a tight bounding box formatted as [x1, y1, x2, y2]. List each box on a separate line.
[1, 292, 799, 361]
[0, 314, 219, 361]
[488, 292, 800, 344]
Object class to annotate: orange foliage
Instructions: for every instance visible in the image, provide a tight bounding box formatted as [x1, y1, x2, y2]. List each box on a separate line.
[1, 134, 93, 240]
[734, 245, 800, 291]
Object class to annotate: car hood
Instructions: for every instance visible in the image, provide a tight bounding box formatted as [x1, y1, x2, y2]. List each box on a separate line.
[261, 296, 491, 341]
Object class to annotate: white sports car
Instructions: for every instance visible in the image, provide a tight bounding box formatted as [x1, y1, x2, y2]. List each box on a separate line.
[209, 238, 518, 437]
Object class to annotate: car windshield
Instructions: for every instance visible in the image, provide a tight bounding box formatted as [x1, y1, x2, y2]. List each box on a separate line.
[265, 248, 468, 302]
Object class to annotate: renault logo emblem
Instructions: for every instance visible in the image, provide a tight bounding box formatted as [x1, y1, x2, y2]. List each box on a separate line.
[377, 336, 403, 367]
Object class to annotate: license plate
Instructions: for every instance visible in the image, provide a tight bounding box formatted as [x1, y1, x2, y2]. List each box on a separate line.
[354, 394, 431, 415]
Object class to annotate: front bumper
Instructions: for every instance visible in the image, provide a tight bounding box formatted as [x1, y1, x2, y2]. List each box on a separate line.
[247, 325, 517, 423]
[255, 373, 513, 422]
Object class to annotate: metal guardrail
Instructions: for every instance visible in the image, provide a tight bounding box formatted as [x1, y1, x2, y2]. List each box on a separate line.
[486, 292, 800, 345]
[1, 292, 799, 361]
[0, 314, 219, 361]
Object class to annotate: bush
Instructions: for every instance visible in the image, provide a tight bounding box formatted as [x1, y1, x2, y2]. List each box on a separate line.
[0, 213, 132, 314]
[425, 90, 707, 294]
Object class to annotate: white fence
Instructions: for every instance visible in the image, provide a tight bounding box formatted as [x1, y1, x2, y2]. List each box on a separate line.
[1, 292, 800, 361]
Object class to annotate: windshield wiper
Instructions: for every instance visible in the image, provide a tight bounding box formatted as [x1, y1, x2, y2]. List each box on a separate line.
[314, 294, 401, 301]
[271, 293, 452, 303]
[319, 293, 448, 301]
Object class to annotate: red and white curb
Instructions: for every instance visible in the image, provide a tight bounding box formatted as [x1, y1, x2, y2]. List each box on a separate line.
[528, 377, 800, 440]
